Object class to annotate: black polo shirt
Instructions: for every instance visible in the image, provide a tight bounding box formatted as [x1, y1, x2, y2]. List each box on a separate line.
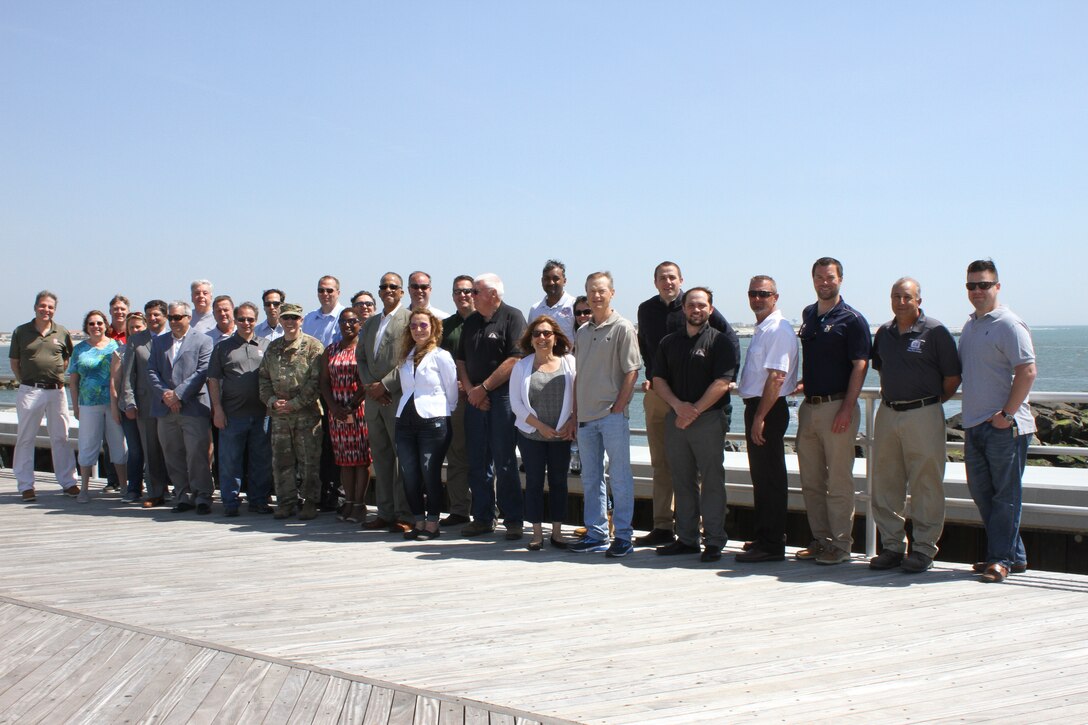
[798, 297, 871, 397]
[652, 324, 736, 410]
[871, 312, 960, 402]
[456, 301, 526, 392]
[208, 333, 269, 417]
[637, 293, 740, 380]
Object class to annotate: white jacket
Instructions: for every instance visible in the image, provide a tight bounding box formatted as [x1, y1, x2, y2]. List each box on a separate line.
[395, 347, 458, 419]
[510, 353, 576, 436]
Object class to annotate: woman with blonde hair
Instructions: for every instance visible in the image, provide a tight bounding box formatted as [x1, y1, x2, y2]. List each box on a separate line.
[510, 314, 576, 550]
[395, 309, 458, 540]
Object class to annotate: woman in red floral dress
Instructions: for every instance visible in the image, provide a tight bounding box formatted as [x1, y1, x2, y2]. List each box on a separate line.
[319, 308, 372, 523]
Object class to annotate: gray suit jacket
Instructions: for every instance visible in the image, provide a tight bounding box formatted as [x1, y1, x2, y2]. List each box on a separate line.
[148, 329, 213, 417]
[356, 306, 411, 396]
[121, 329, 156, 416]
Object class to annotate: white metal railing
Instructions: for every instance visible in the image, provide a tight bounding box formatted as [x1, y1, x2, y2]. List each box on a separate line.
[630, 388, 1088, 557]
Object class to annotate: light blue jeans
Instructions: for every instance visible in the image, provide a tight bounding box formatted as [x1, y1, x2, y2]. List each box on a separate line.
[577, 412, 634, 542]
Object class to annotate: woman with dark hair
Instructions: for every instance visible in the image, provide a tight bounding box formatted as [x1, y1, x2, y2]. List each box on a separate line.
[395, 309, 457, 540]
[69, 310, 127, 503]
[319, 307, 372, 523]
[510, 314, 576, 550]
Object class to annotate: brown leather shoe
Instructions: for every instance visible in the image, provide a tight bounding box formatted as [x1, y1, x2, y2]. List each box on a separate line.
[981, 563, 1010, 583]
[142, 497, 164, 509]
[795, 543, 824, 560]
[22, 489, 37, 501]
[389, 521, 413, 533]
[973, 561, 1027, 574]
[64, 485, 80, 497]
[363, 517, 391, 530]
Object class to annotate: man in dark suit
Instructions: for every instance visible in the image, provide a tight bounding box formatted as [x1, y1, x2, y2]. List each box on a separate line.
[148, 300, 214, 514]
[356, 272, 414, 531]
[121, 299, 172, 508]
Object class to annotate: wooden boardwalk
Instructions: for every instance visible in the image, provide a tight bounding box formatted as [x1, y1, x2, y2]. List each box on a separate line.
[2, 471, 1088, 723]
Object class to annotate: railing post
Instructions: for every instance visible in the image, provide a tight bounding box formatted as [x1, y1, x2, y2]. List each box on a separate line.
[864, 395, 877, 558]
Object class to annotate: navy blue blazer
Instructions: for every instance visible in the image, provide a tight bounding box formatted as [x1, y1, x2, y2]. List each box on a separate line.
[148, 329, 213, 417]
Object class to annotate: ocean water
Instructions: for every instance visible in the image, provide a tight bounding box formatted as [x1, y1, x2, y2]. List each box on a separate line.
[2, 326, 1086, 436]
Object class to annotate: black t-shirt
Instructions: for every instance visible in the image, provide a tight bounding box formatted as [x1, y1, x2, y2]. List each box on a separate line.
[653, 324, 737, 410]
[456, 302, 526, 391]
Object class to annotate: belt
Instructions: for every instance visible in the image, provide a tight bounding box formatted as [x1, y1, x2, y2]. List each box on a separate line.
[23, 381, 64, 390]
[804, 392, 845, 405]
[883, 396, 940, 412]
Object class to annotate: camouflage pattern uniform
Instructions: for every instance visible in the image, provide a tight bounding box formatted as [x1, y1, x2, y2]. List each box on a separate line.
[259, 331, 326, 509]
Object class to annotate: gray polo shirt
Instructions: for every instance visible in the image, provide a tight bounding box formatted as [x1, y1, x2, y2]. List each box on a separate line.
[574, 311, 642, 423]
[871, 312, 960, 402]
[958, 305, 1036, 432]
[208, 333, 269, 417]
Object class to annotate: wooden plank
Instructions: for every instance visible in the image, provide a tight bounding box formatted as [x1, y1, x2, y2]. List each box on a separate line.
[437, 699, 464, 725]
[361, 685, 394, 725]
[236, 661, 292, 724]
[286, 672, 331, 725]
[339, 679, 374, 725]
[138, 647, 231, 724]
[207, 657, 271, 724]
[387, 688, 416, 724]
[488, 714, 515, 725]
[113, 640, 206, 724]
[463, 706, 489, 725]
[168, 654, 253, 725]
[72, 635, 193, 725]
[262, 666, 310, 724]
[413, 695, 441, 725]
[310, 674, 350, 725]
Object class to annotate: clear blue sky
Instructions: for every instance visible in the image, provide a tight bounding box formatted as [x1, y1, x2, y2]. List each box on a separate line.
[2, 2, 1085, 333]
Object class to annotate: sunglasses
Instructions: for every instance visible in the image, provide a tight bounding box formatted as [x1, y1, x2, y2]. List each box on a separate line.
[531, 329, 554, 338]
[354, 300, 376, 308]
[379, 284, 401, 291]
[235, 317, 257, 323]
[409, 322, 430, 331]
[341, 318, 361, 326]
[167, 315, 189, 322]
[409, 283, 431, 291]
[281, 315, 301, 321]
[318, 287, 337, 294]
[574, 309, 592, 316]
[453, 288, 474, 295]
[747, 290, 776, 299]
[264, 300, 282, 307]
[965, 281, 997, 291]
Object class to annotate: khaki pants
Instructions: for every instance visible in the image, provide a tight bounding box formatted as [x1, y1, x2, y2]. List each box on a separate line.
[796, 400, 860, 554]
[871, 403, 947, 558]
[643, 387, 674, 531]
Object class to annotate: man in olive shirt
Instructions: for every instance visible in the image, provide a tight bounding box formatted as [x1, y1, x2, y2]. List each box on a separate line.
[439, 274, 477, 526]
[209, 302, 273, 516]
[9, 290, 79, 500]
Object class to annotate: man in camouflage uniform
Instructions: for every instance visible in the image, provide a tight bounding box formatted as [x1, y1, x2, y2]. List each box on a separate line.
[258, 303, 326, 520]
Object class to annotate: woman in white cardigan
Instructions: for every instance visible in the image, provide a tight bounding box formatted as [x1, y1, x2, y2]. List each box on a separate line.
[510, 314, 576, 551]
[395, 309, 458, 540]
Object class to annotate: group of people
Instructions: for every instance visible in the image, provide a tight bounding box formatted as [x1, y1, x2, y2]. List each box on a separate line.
[8, 257, 1035, 582]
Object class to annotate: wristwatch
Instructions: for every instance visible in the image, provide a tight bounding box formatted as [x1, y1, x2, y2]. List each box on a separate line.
[1001, 411, 1016, 426]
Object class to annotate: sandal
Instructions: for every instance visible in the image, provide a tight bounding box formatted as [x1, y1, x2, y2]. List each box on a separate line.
[345, 503, 365, 524]
[337, 500, 354, 522]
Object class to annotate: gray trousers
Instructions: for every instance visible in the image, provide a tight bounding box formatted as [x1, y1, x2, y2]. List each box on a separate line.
[136, 416, 170, 499]
[444, 395, 471, 517]
[158, 412, 213, 506]
[664, 409, 728, 548]
[365, 396, 411, 522]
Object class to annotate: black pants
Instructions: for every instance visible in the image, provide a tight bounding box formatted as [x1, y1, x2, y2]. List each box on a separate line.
[744, 396, 789, 554]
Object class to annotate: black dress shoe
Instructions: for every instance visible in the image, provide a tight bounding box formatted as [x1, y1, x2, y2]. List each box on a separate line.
[417, 528, 441, 540]
[172, 502, 195, 513]
[701, 545, 723, 563]
[224, 508, 240, 518]
[196, 503, 211, 515]
[249, 503, 273, 514]
[404, 528, 422, 540]
[635, 528, 675, 547]
[549, 536, 569, 550]
[439, 513, 470, 527]
[527, 540, 543, 551]
[656, 540, 701, 556]
[735, 548, 786, 563]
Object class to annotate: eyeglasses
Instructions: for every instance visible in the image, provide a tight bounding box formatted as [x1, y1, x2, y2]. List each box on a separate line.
[281, 315, 301, 321]
[264, 300, 282, 307]
[318, 287, 337, 294]
[471, 288, 487, 296]
[87, 320, 106, 326]
[379, 284, 401, 291]
[353, 300, 375, 308]
[235, 317, 257, 323]
[453, 288, 474, 296]
[747, 290, 776, 299]
[531, 329, 554, 338]
[341, 318, 360, 326]
[574, 309, 592, 317]
[965, 281, 997, 291]
[167, 315, 189, 322]
[409, 283, 430, 291]
[409, 322, 430, 331]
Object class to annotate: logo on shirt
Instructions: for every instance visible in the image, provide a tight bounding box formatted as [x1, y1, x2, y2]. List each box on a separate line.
[824, 324, 833, 333]
[693, 348, 707, 358]
[907, 339, 926, 354]
[487, 332, 500, 340]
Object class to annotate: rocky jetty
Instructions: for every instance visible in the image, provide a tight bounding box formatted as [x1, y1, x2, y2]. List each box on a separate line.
[947, 401, 1088, 467]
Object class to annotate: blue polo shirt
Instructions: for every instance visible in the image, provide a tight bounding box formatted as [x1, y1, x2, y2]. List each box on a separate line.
[798, 297, 871, 397]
